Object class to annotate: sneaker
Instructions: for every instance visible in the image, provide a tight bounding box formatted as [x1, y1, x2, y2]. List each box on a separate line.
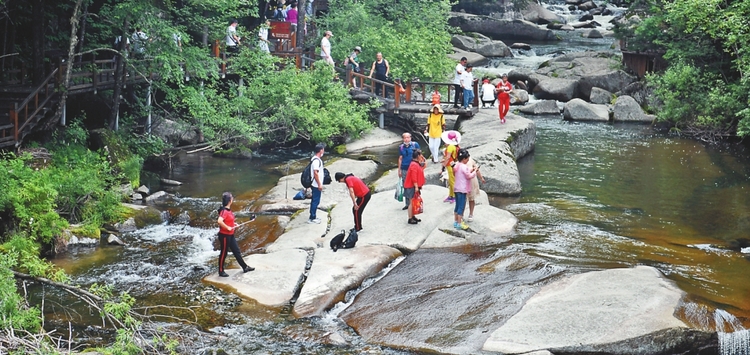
[408, 218, 418, 225]
[454, 222, 460, 229]
[415, 217, 422, 222]
[443, 197, 454, 203]
[402, 206, 409, 210]
[467, 215, 473, 222]
[448, 197, 455, 204]
[308, 218, 322, 224]
[468, 104, 473, 109]
[219, 271, 229, 277]
[243, 266, 255, 273]
[501, 118, 506, 124]
[459, 222, 469, 230]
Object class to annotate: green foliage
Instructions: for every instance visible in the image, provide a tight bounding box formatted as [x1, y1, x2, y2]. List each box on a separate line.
[0, 252, 43, 332]
[318, 0, 455, 81]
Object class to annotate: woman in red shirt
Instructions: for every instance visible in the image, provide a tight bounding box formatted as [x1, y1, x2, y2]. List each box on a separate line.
[217, 192, 254, 277]
[335, 172, 371, 231]
[404, 150, 426, 224]
[496, 74, 513, 124]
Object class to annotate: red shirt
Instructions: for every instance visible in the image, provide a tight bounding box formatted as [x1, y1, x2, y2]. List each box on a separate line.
[404, 161, 425, 189]
[497, 81, 512, 98]
[218, 209, 235, 234]
[431, 92, 441, 105]
[344, 175, 370, 197]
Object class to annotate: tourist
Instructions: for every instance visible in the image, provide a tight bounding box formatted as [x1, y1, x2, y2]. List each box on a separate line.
[131, 28, 149, 57]
[335, 172, 371, 232]
[287, 2, 299, 31]
[453, 149, 476, 230]
[398, 132, 421, 210]
[226, 19, 241, 54]
[497, 73, 513, 124]
[345, 46, 362, 87]
[441, 130, 461, 203]
[466, 156, 486, 222]
[461, 64, 475, 109]
[425, 105, 445, 163]
[308, 143, 326, 224]
[403, 150, 426, 225]
[217, 192, 254, 277]
[481, 78, 496, 108]
[320, 30, 334, 65]
[369, 52, 390, 96]
[431, 87, 442, 105]
[258, 19, 271, 53]
[453, 57, 467, 108]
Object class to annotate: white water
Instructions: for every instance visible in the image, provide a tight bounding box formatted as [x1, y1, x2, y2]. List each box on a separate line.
[715, 309, 750, 355]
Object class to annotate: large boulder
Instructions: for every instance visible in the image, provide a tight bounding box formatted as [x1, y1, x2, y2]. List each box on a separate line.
[483, 266, 713, 354]
[517, 100, 561, 115]
[449, 13, 558, 42]
[532, 78, 579, 102]
[151, 118, 199, 146]
[451, 34, 512, 57]
[509, 89, 530, 105]
[458, 111, 537, 161]
[520, 2, 565, 25]
[589, 87, 613, 105]
[508, 69, 545, 92]
[344, 128, 401, 153]
[448, 47, 488, 67]
[563, 98, 609, 121]
[613, 95, 652, 123]
[468, 140, 522, 196]
[265, 211, 330, 253]
[536, 52, 637, 100]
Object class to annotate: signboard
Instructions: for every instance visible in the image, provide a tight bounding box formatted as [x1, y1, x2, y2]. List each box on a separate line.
[270, 21, 292, 39]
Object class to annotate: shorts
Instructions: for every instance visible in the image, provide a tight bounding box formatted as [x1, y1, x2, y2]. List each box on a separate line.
[404, 187, 416, 200]
[454, 192, 467, 215]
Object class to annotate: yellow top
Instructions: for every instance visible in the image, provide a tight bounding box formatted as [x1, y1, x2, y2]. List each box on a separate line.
[427, 113, 445, 139]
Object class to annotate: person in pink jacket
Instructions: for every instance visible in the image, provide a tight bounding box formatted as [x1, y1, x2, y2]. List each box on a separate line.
[452, 149, 476, 230]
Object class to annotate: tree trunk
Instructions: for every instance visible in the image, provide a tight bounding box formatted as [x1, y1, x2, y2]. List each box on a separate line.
[110, 18, 130, 130]
[31, 0, 45, 84]
[296, 0, 306, 49]
[202, 11, 209, 47]
[53, 0, 85, 126]
[76, 3, 89, 64]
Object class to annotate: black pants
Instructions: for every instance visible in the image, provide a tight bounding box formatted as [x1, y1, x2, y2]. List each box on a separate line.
[482, 99, 496, 106]
[218, 232, 248, 273]
[453, 84, 463, 107]
[374, 74, 388, 96]
[353, 192, 371, 231]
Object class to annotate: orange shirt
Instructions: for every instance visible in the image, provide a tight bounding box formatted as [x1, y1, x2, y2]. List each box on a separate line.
[431, 91, 441, 105]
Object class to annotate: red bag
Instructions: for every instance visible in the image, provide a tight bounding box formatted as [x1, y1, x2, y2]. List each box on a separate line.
[412, 191, 423, 215]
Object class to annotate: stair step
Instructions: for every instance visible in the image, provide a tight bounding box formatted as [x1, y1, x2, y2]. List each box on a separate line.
[0, 124, 13, 130]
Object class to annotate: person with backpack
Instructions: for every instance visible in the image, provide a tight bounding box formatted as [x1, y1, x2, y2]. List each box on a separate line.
[335, 172, 370, 232]
[397, 132, 421, 210]
[308, 143, 326, 224]
[217, 192, 254, 277]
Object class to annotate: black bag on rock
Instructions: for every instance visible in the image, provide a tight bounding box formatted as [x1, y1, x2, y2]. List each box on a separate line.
[330, 229, 358, 251]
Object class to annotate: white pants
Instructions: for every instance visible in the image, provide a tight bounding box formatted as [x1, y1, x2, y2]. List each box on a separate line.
[429, 137, 442, 163]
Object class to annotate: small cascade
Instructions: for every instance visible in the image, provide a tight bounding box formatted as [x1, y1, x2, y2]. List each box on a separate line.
[715, 309, 750, 355]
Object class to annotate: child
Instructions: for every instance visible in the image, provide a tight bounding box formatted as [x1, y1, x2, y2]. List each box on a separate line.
[431, 87, 442, 106]
[480, 78, 496, 108]
[394, 78, 406, 103]
[452, 149, 476, 230]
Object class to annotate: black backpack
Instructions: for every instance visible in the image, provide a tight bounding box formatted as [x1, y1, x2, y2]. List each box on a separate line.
[300, 157, 318, 189]
[330, 228, 358, 252]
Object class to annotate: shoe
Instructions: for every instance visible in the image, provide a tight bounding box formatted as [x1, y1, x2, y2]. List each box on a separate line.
[448, 197, 455, 204]
[415, 217, 422, 222]
[402, 206, 409, 210]
[243, 266, 255, 273]
[501, 118, 506, 124]
[408, 218, 418, 224]
[454, 222, 460, 229]
[219, 271, 229, 277]
[453, 105, 460, 108]
[468, 104, 473, 109]
[467, 215, 473, 222]
[459, 222, 469, 230]
[444, 197, 452, 203]
[308, 218, 321, 224]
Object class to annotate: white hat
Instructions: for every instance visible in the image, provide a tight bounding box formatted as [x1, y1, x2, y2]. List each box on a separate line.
[441, 130, 461, 145]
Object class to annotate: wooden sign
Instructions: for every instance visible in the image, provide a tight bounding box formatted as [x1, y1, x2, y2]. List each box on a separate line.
[270, 21, 292, 39]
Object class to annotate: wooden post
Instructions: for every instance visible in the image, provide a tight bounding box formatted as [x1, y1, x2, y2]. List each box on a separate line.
[472, 79, 479, 107]
[405, 80, 412, 103]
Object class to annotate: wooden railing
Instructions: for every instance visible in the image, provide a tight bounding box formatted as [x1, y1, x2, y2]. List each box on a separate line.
[7, 68, 58, 145]
[0, 55, 26, 86]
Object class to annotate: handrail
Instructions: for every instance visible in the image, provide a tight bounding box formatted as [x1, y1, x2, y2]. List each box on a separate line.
[14, 68, 58, 111]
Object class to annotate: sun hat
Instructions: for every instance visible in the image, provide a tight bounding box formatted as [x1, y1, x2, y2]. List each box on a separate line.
[431, 104, 444, 114]
[441, 130, 461, 145]
[354, 46, 362, 52]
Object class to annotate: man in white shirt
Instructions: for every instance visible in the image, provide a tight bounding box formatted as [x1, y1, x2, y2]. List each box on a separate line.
[308, 143, 326, 224]
[226, 19, 240, 53]
[453, 57, 467, 108]
[460, 65, 475, 109]
[320, 30, 334, 65]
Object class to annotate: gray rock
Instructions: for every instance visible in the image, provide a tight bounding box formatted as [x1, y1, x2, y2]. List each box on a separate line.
[265, 211, 330, 253]
[532, 78, 579, 102]
[579, 13, 594, 21]
[160, 178, 183, 186]
[172, 211, 191, 225]
[151, 118, 199, 146]
[293, 244, 403, 317]
[451, 34, 512, 57]
[469, 141, 522, 196]
[107, 235, 126, 246]
[518, 100, 561, 115]
[563, 99, 610, 121]
[578, 0, 597, 11]
[509, 69, 544, 92]
[509, 89, 530, 105]
[131, 193, 143, 201]
[515, 80, 528, 91]
[482, 266, 692, 354]
[570, 21, 597, 29]
[421, 204, 517, 249]
[448, 47, 488, 67]
[613, 95, 652, 123]
[113, 217, 138, 233]
[145, 191, 169, 202]
[458, 110, 537, 161]
[589, 87, 613, 105]
[510, 43, 532, 50]
[520, 2, 565, 25]
[449, 13, 558, 42]
[538, 52, 636, 100]
[546, 23, 565, 30]
[344, 128, 402, 152]
[135, 185, 150, 195]
[581, 29, 603, 38]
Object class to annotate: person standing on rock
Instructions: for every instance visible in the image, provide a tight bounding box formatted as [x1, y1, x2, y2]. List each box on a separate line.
[466, 156, 485, 222]
[308, 143, 326, 224]
[441, 130, 461, 203]
[460, 64, 475, 109]
[404, 150, 426, 225]
[398, 133, 421, 210]
[335, 172, 371, 232]
[369, 52, 390, 96]
[481, 78, 496, 108]
[497, 74, 513, 124]
[217, 192, 254, 277]
[425, 105, 445, 164]
[453, 57, 467, 108]
[453, 149, 476, 230]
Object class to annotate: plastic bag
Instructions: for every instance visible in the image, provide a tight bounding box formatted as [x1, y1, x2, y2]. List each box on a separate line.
[412, 191, 423, 215]
[394, 178, 404, 202]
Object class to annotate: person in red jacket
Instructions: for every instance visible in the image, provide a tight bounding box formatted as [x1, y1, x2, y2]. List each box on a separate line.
[217, 192, 254, 277]
[404, 150, 426, 224]
[496, 74, 513, 124]
[335, 172, 371, 232]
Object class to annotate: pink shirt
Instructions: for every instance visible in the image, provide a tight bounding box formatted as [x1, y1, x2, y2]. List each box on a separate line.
[453, 162, 476, 193]
[287, 8, 298, 24]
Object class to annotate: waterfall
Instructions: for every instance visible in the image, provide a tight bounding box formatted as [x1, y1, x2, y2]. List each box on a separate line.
[715, 309, 750, 355]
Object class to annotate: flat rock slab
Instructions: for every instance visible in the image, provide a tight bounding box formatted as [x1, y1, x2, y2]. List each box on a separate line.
[265, 211, 329, 253]
[204, 248, 308, 307]
[483, 265, 688, 354]
[420, 205, 516, 248]
[293, 244, 403, 318]
[458, 111, 536, 160]
[345, 128, 402, 152]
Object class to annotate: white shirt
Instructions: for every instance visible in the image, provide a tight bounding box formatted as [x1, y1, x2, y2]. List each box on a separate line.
[132, 31, 148, 53]
[453, 63, 465, 85]
[481, 83, 496, 101]
[460, 71, 474, 90]
[311, 156, 324, 188]
[258, 27, 269, 53]
[320, 37, 331, 58]
[226, 25, 238, 46]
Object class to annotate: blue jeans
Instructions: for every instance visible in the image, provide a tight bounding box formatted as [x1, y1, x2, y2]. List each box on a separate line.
[463, 88, 474, 108]
[310, 187, 321, 220]
[454, 192, 467, 216]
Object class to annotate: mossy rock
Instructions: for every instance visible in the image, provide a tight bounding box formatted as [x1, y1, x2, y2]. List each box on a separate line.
[213, 146, 253, 159]
[129, 206, 164, 228]
[69, 223, 101, 238]
[333, 145, 347, 154]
